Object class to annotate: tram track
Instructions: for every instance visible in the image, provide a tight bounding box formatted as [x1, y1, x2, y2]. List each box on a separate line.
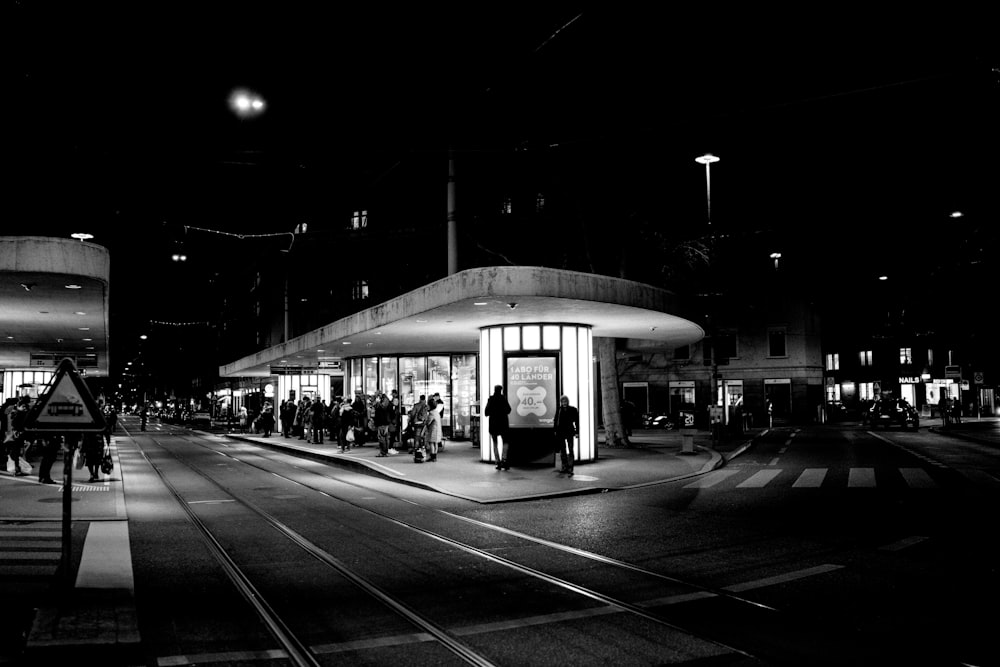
[124, 423, 868, 665]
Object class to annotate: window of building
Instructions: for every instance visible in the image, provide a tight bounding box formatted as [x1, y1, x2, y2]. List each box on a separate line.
[673, 345, 690, 360]
[859, 350, 873, 366]
[535, 193, 545, 212]
[352, 280, 369, 300]
[859, 382, 876, 400]
[501, 197, 512, 215]
[768, 329, 787, 357]
[927, 349, 934, 367]
[716, 334, 737, 359]
[350, 210, 368, 230]
[826, 353, 840, 371]
[825, 385, 841, 402]
[294, 222, 309, 234]
[899, 347, 912, 365]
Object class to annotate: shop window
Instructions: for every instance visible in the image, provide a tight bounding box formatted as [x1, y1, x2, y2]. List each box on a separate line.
[899, 347, 912, 365]
[859, 350, 873, 366]
[673, 345, 690, 360]
[826, 353, 840, 371]
[859, 382, 875, 400]
[825, 385, 841, 402]
[768, 329, 786, 357]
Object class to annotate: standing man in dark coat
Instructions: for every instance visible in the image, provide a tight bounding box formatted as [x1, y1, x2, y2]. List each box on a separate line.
[484, 385, 511, 470]
[554, 395, 580, 475]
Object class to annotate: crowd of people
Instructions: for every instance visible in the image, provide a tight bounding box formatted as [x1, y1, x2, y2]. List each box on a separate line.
[2, 397, 118, 483]
[251, 390, 449, 462]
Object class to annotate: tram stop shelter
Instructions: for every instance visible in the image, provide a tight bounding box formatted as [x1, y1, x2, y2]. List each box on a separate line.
[220, 266, 704, 465]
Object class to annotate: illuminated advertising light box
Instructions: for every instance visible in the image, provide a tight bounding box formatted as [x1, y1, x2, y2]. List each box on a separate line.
[507, 356, 557, 428]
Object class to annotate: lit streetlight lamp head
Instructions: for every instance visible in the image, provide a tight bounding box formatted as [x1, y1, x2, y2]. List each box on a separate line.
[71, 232, 94, 242]
[695, 153, 720, 165]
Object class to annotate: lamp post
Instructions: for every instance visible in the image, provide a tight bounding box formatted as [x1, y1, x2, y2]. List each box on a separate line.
[695, 153, 720, 226]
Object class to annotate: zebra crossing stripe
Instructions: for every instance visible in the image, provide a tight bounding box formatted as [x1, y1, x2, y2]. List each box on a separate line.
[683, 469, 740, 488]
[793, 468, 827, 488]
[898, 468, 936, 489]
[848, 468, 876, 487]
[737, 469, 782, 488]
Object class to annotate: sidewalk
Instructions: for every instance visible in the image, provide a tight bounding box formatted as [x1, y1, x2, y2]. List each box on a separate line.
[222, 427, 743, 503]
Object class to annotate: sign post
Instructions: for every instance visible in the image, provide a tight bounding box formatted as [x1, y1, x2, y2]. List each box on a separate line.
[22, 358, 107, 590]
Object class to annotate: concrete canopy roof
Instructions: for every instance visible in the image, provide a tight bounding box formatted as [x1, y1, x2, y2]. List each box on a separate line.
[221, 266, 705, 378]
[0, 237, 111, 376]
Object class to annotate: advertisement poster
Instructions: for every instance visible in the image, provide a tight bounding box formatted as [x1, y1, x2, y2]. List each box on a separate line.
[507, 356, 557, 428]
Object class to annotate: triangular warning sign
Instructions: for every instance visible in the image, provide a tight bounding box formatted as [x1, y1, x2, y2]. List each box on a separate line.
[24, 358, 107, 433]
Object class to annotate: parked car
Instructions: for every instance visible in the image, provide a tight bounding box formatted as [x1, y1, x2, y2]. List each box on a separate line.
[866, 398, 919, 430]
[188, 411, 212, 428]
[641, 413, 676, 430]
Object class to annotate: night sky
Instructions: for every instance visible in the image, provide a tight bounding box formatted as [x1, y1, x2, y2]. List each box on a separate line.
[11, 4, 998, 363]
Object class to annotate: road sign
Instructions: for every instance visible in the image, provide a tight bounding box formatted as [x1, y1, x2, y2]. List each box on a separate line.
[974, 372, 984, 384]
[945, 365, 962, 379]
[23, 358, 107, 433]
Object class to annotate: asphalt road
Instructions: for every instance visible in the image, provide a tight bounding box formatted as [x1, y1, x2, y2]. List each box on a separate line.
[5, 418, 999, 665]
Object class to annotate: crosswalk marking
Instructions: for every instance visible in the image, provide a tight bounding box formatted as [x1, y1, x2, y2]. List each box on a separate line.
[792, 468, 827, 488]
[898, 468, 936, 488]
[0, 524, 62, 579]
[737, 469, 782, 488]
[848, 468, 876, 487]
[683, 469, 740, 488]
[683, 467, 938, 490]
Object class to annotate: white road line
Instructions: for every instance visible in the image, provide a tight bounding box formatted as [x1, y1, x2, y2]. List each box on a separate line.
[768, 457, 781, 466]
[792, 468, 827, 488]
[879, 536, 929, 552]
[737, 469, 782, 488]
[723, 564, 844, 592]
[1, 551, 60, 560]
[848, 468, 876, 487]
[75, 521, 135, 591]
[899, 468, 937, 489]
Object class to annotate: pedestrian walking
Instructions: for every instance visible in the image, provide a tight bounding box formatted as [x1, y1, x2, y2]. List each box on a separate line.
[554, 395, 579, 475]
[4, 397, 30, 477]
[259, 407, 275, 437]
[339, 401, 355, 452]
[484, 385, 511, 470]
[375, 394, 392, 456]
[37, 435, 61, 484]
[81, 432, 103, 482]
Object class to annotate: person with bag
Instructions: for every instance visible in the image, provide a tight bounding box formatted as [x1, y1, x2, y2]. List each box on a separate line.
[81, 432, 103, 482]
[338, 402, 355, 452]
[554, 395, 580, 475]
[484, 385, 512, 470]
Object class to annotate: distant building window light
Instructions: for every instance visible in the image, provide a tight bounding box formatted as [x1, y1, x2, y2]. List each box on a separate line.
[502, 197, 512, 215]
[826, 353, 840, 371]
[294, 222, 308, 234]
[860, 350, 873, 366]
[859, 382, 875, 400]
[899, 347, 912, 365]
[535, 193, 545, 212]
[352, 280, 369, 301]
[351, 210, 368, 230]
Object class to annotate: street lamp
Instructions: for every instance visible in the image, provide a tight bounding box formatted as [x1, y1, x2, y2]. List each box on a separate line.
[695, 153, 720, 226]
[770, 252, 782, 270]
